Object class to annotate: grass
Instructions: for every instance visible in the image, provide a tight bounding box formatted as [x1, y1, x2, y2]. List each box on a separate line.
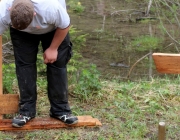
[0, 75, 180, 140]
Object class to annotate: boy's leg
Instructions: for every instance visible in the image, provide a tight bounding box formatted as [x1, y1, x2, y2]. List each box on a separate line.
[41, 31, 78, 124]
[10, 27, 40, 127]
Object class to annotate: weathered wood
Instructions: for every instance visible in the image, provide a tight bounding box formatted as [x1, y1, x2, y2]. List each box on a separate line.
[0, 116, 102, 131]
[153, 53, 180, 74]
[0, 94, 19, 114]
[158, 122, 166, 140]
[0, 36, 3, 119]
[0, 36, 2, 94]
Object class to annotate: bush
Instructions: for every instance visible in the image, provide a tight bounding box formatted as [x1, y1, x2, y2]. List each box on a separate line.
[67, 0, 85, 14]
[73, 64, 102, 101]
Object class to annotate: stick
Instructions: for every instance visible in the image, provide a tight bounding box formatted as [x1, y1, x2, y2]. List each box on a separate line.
[0, 35, 3, 119]
[126, 52, 151, 79]
[146, 0, 153, 16]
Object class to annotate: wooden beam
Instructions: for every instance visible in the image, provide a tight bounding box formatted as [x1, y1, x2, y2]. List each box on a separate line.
[153, 53, 180, 74]
[0, 36, 3, 119]
[0, 116, 102, 131]
[0, 94, 19, 114]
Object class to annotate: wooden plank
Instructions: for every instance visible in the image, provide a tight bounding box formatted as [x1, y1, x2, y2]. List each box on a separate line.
[0, 116, 102, 131]
[153, 53, 180, 74]
[0, 36, 2, 94]
[0, 94, 19, 114]
[0, 35, 3, 119]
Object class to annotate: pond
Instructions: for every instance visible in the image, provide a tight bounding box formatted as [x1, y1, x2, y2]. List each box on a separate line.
[69, 0, 178, 80]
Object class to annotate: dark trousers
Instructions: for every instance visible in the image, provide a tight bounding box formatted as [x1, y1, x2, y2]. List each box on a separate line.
[10, 27, 72, 117]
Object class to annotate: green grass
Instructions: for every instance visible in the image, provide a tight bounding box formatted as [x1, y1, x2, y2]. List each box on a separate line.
[1, 76, 180, 140]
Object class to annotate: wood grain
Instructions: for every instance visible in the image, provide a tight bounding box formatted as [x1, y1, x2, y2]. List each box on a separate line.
[153, 53, 180, 74]
[0, 36, 3, 119]
[0, 94, 19, 114]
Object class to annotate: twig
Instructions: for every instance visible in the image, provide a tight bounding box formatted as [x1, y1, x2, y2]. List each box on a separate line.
[69, 92, 78, 98]
[111, 9, 144, 15]
[102, 15, 106, 31]
[2, 41, 12, 47]
[154, 0, 180, 45]
[127, 52, 151, 79]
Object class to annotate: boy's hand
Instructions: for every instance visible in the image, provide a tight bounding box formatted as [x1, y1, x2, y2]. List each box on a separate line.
[43, 48, 57, 64]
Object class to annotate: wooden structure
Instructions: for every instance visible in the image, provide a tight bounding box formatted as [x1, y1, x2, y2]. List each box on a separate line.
[0, 35, 102, 131]
[0, 35, 2, 119]
[153, 53, 180, 74]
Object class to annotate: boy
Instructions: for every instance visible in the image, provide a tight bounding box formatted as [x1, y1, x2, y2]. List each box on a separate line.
[0, 0, 78, 127]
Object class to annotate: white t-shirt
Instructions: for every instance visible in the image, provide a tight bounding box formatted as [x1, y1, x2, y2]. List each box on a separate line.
[0, 0, 70, 35]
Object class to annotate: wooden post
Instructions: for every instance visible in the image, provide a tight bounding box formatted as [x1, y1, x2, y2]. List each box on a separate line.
[158, 122, 166, 140]
[0, 35, 3, 119]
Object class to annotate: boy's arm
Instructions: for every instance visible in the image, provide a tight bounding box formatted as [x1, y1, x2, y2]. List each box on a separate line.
[43, 26, 70, 64]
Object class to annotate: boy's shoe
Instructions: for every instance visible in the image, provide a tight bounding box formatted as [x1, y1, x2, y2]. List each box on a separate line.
[12, 114, 34, 127]
[50, 112, 78, 125]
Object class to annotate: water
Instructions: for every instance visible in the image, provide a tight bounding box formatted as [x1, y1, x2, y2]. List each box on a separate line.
[69, 0, 177, 80]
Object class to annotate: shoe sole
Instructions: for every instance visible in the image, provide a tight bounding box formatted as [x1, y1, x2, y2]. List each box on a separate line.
[12, 123, 23, 128]
[12, 116, 35, 128]
[67, 120, 78, 125]
[50, 115, 79, 125]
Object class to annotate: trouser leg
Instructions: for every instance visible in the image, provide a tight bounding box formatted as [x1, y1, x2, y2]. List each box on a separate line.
[47, 66, 71, 115]
[41, 31, 72, 115]
[10, 27, 39, 117]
